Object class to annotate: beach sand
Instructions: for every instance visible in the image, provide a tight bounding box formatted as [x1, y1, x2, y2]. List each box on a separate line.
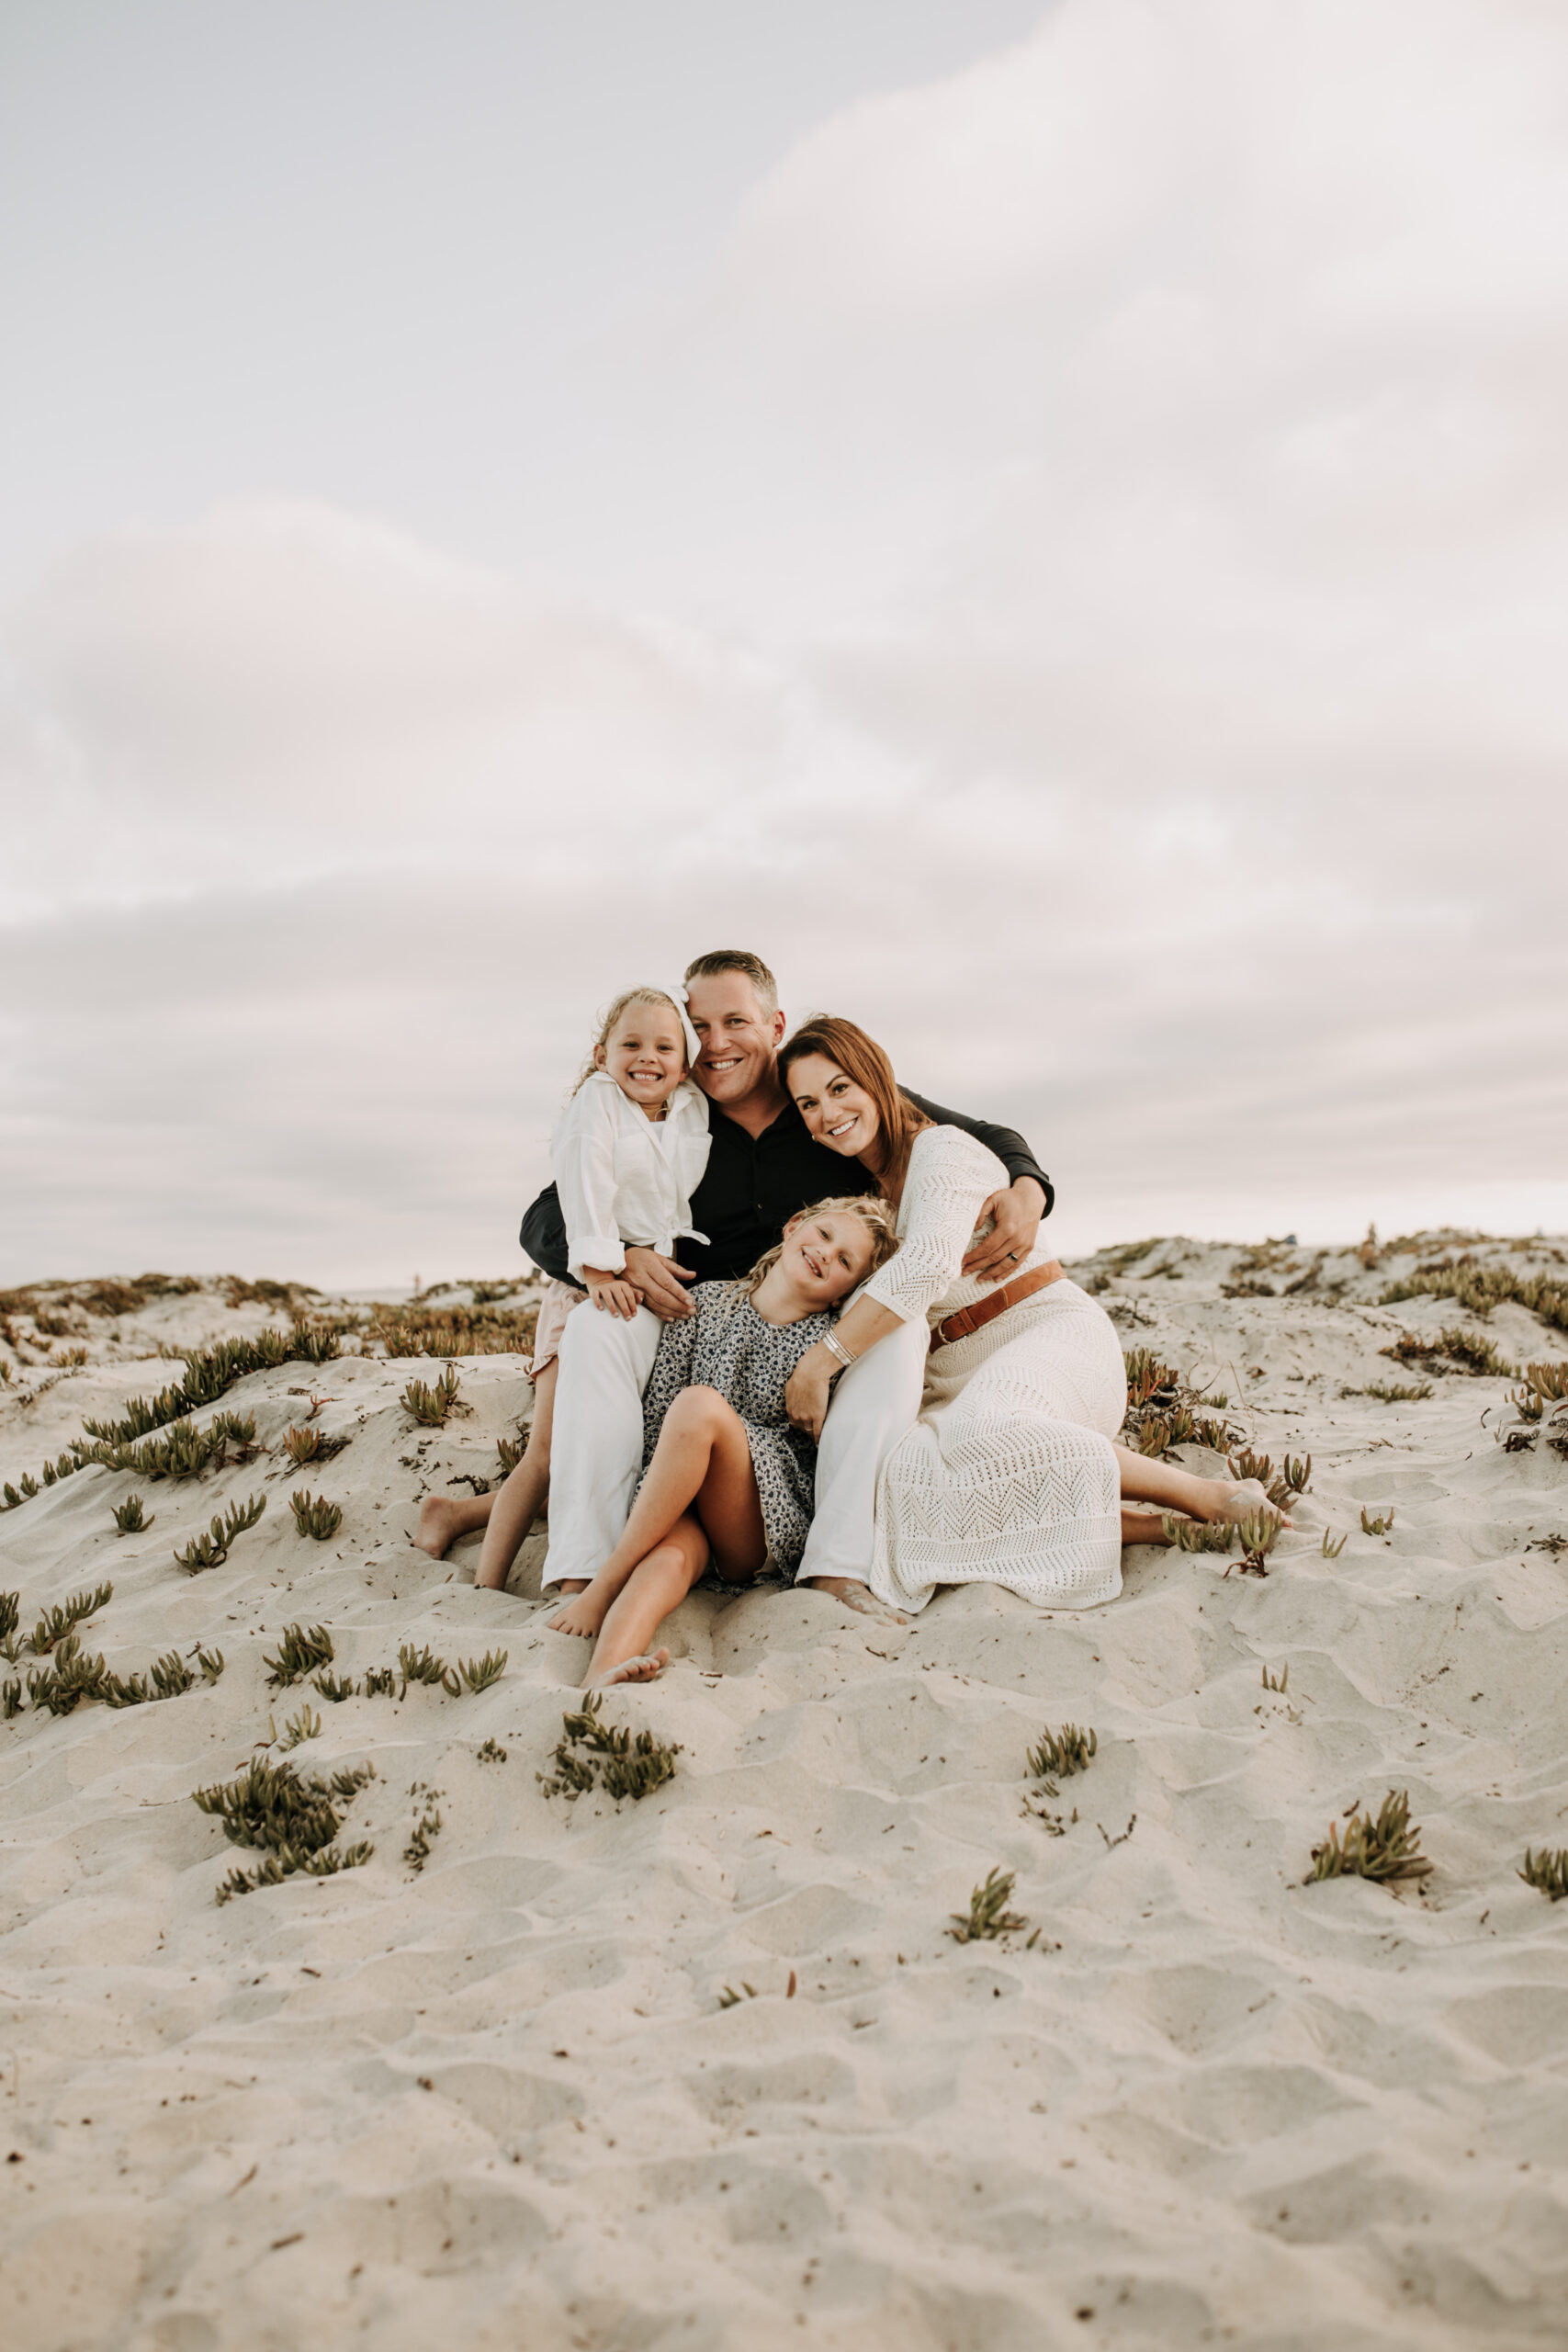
[1, 1236, 1565, 2349]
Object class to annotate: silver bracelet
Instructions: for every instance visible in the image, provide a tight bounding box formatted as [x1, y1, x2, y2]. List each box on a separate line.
[822, 1330, 856, 1372]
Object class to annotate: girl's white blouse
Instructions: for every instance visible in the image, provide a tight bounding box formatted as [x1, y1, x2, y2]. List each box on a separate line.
[550, 1072, 711, 1282]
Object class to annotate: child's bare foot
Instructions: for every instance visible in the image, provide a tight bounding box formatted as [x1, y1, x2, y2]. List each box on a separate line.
[548, 1589, 608, 1640]
[1207, 1478, 1292, 1531]
[415, 1496, 468, 1561]
[588, 1647, 669, 1690]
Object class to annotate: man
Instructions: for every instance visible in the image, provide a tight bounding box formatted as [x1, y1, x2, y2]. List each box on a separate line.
[525, 950, 1054, 1612]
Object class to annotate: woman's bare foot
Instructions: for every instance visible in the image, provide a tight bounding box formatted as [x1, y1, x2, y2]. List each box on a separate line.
[1207, 1478, 1292, 1531]
[806, 1575, 908, 1626]
[588, 1647, 669, 1690]
[416, 1496, 470, 1561]
[548, 1588, 608, 1640]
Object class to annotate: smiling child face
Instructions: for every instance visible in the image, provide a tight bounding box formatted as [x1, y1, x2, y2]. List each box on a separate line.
[596, 1001, 687, 1113]
[778, 1209, 875, 1308]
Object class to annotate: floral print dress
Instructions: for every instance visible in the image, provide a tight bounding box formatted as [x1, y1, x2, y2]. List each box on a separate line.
[639, 1282, 832, 1574]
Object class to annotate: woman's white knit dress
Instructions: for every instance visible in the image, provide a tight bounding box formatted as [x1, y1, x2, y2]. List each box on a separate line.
[863, 1125, 1127, 1614]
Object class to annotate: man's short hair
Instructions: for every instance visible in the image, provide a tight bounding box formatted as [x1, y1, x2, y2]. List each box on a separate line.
[682, 950, 778, 1016]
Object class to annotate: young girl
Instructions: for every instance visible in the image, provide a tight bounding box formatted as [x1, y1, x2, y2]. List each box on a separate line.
[547, 1195, 899, 1688]
[416, 986, 710, 1588]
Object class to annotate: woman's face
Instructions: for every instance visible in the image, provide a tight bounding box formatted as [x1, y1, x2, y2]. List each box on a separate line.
[786, 1054, 882, 1164]
[779, 1210, 875, 1307]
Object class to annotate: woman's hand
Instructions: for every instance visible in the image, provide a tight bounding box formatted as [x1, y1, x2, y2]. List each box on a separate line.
[963, 1177, 1046, 1283]
[583, 1268, 642, 1320]
[784, 1343, 838, 1443]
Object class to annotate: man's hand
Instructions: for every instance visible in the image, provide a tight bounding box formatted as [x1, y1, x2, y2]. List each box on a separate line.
[963, 1177, 1047, 1283]
[784, 1344, 837, 1443]
[624, 1246, 697, 1320]
[583, 1269, 641, 1321]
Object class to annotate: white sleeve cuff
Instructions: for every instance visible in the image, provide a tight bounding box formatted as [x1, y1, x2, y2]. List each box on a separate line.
[570, 1235, 627, 1280]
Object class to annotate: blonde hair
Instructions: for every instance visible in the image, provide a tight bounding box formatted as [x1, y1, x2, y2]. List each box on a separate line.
[731, 1194, 900, 1302]
[572, 987, 689, 1095]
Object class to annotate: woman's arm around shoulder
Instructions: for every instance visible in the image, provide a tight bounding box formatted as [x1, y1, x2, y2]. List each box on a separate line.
[863, 1125, 1007, 1324]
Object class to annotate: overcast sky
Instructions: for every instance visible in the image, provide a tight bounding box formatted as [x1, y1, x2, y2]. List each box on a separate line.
[4, 0, 1566, 1289]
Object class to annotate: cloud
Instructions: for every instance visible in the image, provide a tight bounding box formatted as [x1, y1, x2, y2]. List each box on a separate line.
[3, 0, 1566, 1278]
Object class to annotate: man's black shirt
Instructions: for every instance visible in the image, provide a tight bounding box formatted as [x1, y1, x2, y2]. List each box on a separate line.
[519, 1089, 1053, 1287]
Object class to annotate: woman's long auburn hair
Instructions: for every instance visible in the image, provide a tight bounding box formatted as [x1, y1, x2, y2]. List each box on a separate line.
[780, 1015, 932, 1205]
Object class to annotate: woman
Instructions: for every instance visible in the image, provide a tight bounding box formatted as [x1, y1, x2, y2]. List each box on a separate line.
[780, 1017, 1282, 1613]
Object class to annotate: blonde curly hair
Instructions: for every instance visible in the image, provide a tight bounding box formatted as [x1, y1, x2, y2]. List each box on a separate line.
[731, 1194, 900, 1303]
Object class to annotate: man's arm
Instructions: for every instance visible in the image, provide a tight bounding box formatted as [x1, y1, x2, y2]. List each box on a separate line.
[520, 1182, 572, 1284]
[901, 1090, 1054, 1217]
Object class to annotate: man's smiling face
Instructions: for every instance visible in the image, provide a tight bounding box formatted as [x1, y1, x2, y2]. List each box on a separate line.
[685, 970, 785, 1108]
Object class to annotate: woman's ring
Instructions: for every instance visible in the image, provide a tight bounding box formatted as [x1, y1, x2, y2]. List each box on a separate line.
[1007, 1250, 1019, 1261]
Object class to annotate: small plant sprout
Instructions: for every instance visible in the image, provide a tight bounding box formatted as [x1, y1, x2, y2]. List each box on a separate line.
[404, 1807, 443, 1872]
[1229, 1511, 1282, 1576]
[496, 1432, 525, 1476]
[279, 1705, 322, 1751]
[1280, 1453, 1313, 1497]
[1321, 1528, 1349, 1559]
[209, 1409, 258, 1448]
[1306, 1791, 1431, 1886]
[0, 1591, 17, 1642]
[458, 1650, 508, 1692]
[537, 1690, 682, 1802]
[112, 1495, 152, 1535]
[3, 1679, 20, 1719]
[1261, 1663, 1289, 1693]
[281, 1423, 349, 1469]
[477, 1737, 507, 1763]
[289, 1490, 344, 1542]
[947, 1866, 1028, 1943]
[1360, 1505, 1395, 1537]
[28, 1583, 114, 1654]
[1519, 1847, 1568, 1902]
[264, 1623, 335, 1687]
[313, 1670, 357, 1703]
[401, 1367, 461, 1427]
[362, 1667, 396, 1697]
[399, 1642, 459, 1697]
[1028, 1724, 1097, 1783]
[193, 1753, 375, 1904]
[197, 1648, 225, 1683]
[716, 1984, 759, 2009]
[1161, 1514, 1235, 1555]
[1353, 1380, 1434, 1404]
[172, 1495, 266, 1574]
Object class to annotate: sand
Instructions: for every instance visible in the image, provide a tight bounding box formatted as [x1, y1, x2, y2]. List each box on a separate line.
[1, 1235, 1565, 2350]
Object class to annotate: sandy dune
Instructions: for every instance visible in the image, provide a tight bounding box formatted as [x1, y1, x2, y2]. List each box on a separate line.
[1, 1235, 1565, 2349]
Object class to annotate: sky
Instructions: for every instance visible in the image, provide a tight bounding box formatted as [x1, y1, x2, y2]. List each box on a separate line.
[4, 0, 1566, 1289]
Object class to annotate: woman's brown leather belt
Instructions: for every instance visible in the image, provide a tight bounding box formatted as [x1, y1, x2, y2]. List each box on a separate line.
[931, 1260, 1065, 1351]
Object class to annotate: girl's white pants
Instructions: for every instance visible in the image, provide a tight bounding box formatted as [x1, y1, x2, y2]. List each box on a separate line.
[540, 1296, 929, 1589]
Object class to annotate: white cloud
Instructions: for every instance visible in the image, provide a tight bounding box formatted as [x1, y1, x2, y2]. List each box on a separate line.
[3, 0, 1566, 1279]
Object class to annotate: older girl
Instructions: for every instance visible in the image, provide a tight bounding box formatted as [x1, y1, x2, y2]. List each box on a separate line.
[781, 1017, 1283, 1613]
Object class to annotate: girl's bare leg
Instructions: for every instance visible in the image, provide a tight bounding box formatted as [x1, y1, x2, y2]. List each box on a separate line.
[548, 1387, 765, 1641]
[474, 1361, 562, 1591]
[1113, 1444, 1291, 1528]
[582, 1512, 713, 1687]
[1122, 1507, 1171, 1545]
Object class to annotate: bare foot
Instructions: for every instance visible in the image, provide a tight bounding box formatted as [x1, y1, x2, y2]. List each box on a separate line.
[1208, 1478, 1292, 1531]
[548, 1589, 608, 1640]
[806, 1575, 909, 1627]
[588, 1647, 669, 1690]
[415, 1496, 467, 1561]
